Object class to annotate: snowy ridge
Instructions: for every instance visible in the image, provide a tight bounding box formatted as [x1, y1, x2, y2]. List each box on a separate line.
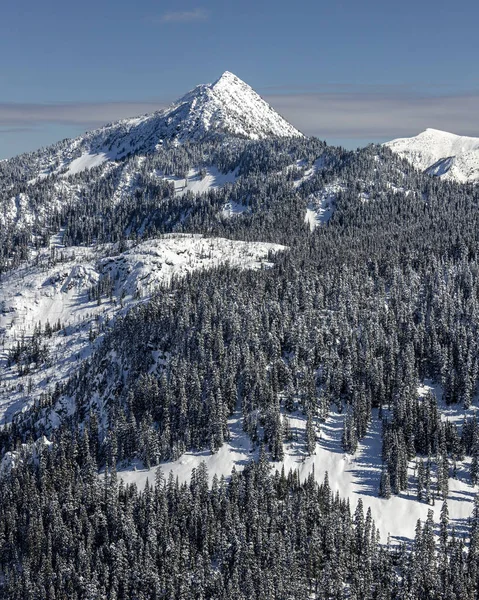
[385, 128, 479, 183]
[0, 235, 286, 424]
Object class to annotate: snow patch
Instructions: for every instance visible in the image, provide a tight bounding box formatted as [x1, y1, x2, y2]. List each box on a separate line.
[293, 157, 327, 188]
[159, 166, 238, 197]
[65, 152, 111, 175]
[304, 183, 343, 231]
[221, 200, 250, 218]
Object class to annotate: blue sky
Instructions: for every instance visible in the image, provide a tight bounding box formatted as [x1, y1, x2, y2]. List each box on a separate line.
[1, 0, 478, 158]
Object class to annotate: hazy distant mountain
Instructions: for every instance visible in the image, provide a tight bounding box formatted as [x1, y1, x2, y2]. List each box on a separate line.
[385, 128, 479, 183]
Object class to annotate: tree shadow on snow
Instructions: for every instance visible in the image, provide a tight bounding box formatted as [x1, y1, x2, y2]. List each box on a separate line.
[349, 412, 383, 498]
[318, 412, 346, 455]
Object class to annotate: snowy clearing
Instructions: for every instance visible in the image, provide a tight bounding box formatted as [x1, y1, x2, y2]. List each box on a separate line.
[293, 157, 327, 189]
[120, 393, 477, 545]
[158, 166, 238, 197]
[221, 200, 250, 218]
[304, 183, 343, 231]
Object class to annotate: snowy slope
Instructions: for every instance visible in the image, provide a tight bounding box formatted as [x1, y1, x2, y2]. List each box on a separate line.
[385, 128, 479, 183]
[0, 235, 286, 424]
[121, 384, 478, 544]
[158, 166, 239, 197]
[0, 157, 241, 234]
[304, 182, 344, 231]
[0, 72, 302, 183]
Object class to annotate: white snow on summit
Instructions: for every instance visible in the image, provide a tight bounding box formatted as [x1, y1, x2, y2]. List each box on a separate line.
[77, 70, 302, 162]
[4, 71, 302, 181]
[169, 71, 303, 142]
[385, 128, 479, 183]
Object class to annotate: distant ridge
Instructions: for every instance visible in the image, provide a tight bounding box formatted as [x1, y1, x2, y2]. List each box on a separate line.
[385, 128, 479, 183]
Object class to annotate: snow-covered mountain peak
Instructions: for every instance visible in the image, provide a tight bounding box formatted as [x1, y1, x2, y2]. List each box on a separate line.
[415, 128, 479, 146]
[385, 128, 479, 183]
[1, 71, 302, 181]
[211, 70, 241, 87]
[166, 70, 303, 142]
[209, 70, 258, 96]
[422, 127, 456, 136]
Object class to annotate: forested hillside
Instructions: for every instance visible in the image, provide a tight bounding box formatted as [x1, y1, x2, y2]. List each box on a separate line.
[1, 78, 479, 597]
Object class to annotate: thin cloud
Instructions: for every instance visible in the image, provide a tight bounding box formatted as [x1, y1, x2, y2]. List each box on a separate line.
[1, 90, 478, 150]
[160, 8, 208, 23]
[261, 82, 466, 94]
[0, 101, 168, 130]
[0, 126, 36, 134]
[264, 90, 479, 141]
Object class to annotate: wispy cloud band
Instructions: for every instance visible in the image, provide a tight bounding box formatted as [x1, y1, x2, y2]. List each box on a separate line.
[160, 8, 208, 23]
[1, 89, 478, 148]
[0, 101, 167, 131]
[264, 89, 479, 141]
